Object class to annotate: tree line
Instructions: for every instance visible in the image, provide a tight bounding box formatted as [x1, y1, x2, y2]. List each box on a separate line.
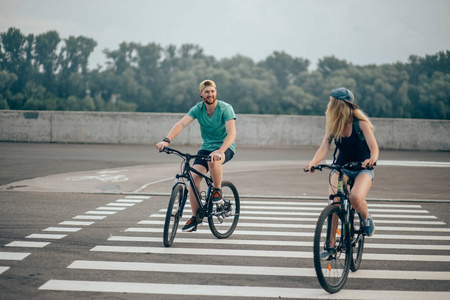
[1, 27, 449, 119]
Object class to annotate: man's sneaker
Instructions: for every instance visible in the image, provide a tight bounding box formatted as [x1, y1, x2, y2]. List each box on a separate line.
[320, 248, 336, 261]
[362, 214, 375, 237]
[181, 216, 197, 232]
[212, 188, 224, 204]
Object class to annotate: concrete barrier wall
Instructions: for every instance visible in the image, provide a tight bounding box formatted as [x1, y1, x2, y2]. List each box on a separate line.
[1, 110, 449, 151]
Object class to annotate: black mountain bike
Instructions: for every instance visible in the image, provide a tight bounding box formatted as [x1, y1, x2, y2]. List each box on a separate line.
[306, 162, 367, 293]
[161, 147, 240, 247]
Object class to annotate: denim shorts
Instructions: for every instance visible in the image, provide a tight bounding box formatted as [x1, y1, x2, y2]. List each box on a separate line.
[193, 148, 234, 172]
[332, 168, 374, 182]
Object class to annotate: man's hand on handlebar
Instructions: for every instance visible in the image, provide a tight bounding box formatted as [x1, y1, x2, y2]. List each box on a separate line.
[156, 141, 169, 152]
[210, 150, 224, 163]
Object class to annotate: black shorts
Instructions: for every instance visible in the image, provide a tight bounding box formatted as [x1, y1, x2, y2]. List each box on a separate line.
[193, 148, 234, 172]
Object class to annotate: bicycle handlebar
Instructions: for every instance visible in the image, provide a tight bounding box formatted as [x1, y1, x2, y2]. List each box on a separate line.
[304, 161, 371, 172]
[160, 147, 211, 162]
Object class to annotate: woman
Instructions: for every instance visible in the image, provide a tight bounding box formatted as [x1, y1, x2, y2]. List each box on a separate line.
[305, 87, 379, 257]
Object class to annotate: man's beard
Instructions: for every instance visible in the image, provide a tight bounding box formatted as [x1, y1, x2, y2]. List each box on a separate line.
[203, 96, 216, 105]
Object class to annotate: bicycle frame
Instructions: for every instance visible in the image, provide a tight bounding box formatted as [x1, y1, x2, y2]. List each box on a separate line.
[325, 169, 351, 251]
[165, 147, 214, 221]
[308, 161, 368, 293]
[162, 147, 240, 246]
[174, 159, 214, 221]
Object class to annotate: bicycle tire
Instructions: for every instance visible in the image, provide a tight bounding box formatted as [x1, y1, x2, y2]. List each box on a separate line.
[313, 204, 351, 294]
[208, 181, 240, 239]
[350, 209, 365, 272]
[163, 184, 184, 247]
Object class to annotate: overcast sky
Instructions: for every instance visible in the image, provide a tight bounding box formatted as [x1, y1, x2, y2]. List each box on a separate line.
[1, 0, 449, 70]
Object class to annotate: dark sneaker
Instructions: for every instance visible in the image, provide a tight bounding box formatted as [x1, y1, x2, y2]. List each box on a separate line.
[181, 216, 197, 232]
[212, 188, 224, 204]
[320, 248, 336, 261]
[362, 214, 375, 237]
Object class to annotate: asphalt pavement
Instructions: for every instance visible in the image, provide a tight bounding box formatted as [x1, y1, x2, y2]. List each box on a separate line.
[0, 142, 450, 299]
[1, 142, 450, 222]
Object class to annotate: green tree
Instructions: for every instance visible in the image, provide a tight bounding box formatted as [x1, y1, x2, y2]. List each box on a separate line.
[0, 27, 35, 94]
[317, 56, 349, 77]
[260, 51, 309, 89]
[57, 36, 97, 98]
[34, 30, 60, 93]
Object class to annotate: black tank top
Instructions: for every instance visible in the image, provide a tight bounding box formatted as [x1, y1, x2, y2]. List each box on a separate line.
[334, 122, 372, 170]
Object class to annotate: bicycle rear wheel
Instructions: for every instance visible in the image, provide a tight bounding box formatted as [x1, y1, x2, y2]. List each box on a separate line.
[208, 181, 240, 239]
[313, 204, 351, 294]
[163, 184, 184, 247]
[350, 209, 365, 272]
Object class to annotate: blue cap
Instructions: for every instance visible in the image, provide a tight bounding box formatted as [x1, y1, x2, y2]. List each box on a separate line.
[330, 87, 359, 108]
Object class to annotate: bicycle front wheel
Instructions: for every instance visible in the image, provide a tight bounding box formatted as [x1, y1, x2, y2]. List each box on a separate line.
[350, 209, 365, 272]
[163, 184, 184, 247]
[208, 181, 240, 239]
[313, 204, 351, 294]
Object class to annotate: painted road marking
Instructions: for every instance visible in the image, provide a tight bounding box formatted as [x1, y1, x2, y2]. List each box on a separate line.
[95, 207, 126, 211]
[124, 196, 151, 199]
[38, 280, 450, 299]
[26, 234, 67, 239]
[43, 227, 82, 232]
[36, 199, 450, 299]
[0, 252, 31, 260]
[242, 210, 438, 218]
[149, 213, 445, 225]
[107, 235, 450, 251]
[106, 203, 135, 207]
[239, 205, 430, 213]
[59, 221, 95, 226]
[73, 215, 106, 220]
[116, 199, 143, 203]
[85, 210, 117, 215]
[68, 260, 450, 281]
[90, 245, 450, 262]
[138, 220, 450, 232]
[240, 201, 424, 208]
[162, 208, 438, 219]
[124, 227, 450, 241]
[5, 241, 50, 248]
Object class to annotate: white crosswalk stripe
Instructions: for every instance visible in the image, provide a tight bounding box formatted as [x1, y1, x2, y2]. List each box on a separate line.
[38, 280, 450, 299]
[5, 241, 50, 248]
[0, 252, 31, 260]
[38, 198, 450, 298]
[67, 260, 450, 280]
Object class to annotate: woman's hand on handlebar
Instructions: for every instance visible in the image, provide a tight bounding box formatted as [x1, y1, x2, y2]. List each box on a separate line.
[362, 157, 377, 168]
[304, 163, 315, 173]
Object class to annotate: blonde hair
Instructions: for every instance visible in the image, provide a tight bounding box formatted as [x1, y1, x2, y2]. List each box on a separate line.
[326, 97, 374, 142]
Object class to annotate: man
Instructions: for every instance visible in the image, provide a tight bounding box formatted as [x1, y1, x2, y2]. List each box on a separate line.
[155, 79, 237, 232]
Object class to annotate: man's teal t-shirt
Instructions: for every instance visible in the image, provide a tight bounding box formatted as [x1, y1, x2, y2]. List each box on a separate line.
[188, 100, 236, 153]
